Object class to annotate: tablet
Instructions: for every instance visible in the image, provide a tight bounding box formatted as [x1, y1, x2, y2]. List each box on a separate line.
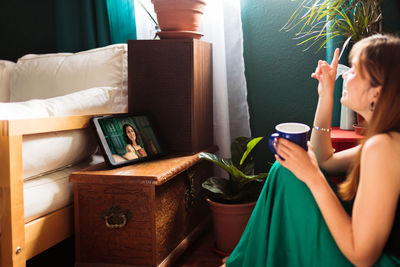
[91, 114, 166, 168]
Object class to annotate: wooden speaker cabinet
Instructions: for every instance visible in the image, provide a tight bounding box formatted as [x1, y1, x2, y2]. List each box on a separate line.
[70, 149, 215, 266]
[128, 39, 213, 154]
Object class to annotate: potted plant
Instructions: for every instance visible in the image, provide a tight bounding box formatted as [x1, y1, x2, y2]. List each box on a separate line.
[282, 0, 383, 133]
[282, 0, 383, 52]
[151, 0, 207, 39]
[199, 136, 268, 254]
[136, 0, 207, 39]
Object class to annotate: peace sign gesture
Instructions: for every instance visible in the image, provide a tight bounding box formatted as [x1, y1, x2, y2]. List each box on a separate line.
[311, 48, 340, 97]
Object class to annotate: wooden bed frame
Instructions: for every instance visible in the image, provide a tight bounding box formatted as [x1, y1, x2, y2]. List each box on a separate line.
[0, 115, 94, 267]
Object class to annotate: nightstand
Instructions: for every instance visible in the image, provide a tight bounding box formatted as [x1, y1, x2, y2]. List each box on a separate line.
[330, 127, 363, 185]
[331, 127, 363, 152]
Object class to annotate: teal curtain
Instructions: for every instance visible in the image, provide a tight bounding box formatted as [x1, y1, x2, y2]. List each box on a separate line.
[106, 0, 137, 44]
[54, 0, 136, 53]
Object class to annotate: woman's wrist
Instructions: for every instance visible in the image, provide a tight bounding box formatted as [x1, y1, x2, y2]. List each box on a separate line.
[306, 170, 326, 192]
[318, 89, 335, 99]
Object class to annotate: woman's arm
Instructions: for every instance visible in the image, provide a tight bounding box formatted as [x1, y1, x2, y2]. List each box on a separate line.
[276, 135, 400, 266]
[123, 144, 139, 160]
[310, 48, 356, 174]
[319, 145, 360, 176]
[126, 144, 135, 152]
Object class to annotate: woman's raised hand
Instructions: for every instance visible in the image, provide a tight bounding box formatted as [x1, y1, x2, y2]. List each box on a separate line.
[311, 48, 339, 97]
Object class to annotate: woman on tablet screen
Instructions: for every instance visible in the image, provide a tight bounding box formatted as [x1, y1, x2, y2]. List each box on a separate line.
[122, 124, 148, 160]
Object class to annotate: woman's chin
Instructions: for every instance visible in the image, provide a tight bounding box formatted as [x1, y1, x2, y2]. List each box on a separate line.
[340, 98, 356, 113]
[340, 97, 347, 106]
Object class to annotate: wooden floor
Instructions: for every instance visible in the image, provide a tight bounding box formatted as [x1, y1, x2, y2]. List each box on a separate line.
[27, 228, 226, 267]
[175, 228, 226, 267]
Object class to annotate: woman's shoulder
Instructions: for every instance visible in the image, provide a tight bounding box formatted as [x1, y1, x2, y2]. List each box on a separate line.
[362, 132, 400, 168]
[362, 132, 400, 189]
[363, 132, 400, 151]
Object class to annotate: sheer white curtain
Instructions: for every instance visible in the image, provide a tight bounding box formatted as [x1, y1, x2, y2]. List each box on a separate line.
[135, 0, 251, 158]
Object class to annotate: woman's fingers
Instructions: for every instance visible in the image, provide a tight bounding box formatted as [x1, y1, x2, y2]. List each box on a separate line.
[275, 154, 286, 166]
[313, 49, 339, 79]
[274, 138, 291, 160]
[275, 138, 295, 152]
[307, 141, 313, 150]
[274, 138, 304, 159]
[307, 142, 316, 158]
[331, 48, 340, 69]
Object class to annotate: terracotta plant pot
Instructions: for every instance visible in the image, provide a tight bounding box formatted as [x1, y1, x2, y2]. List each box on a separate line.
[152, 0, 206, 39]
[207, 198, 256, 254]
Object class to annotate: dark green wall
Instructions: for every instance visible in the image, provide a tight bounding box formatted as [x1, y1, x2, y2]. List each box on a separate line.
[240, 0, 325, 170]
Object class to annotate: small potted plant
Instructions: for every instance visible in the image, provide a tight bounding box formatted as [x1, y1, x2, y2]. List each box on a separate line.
[199, 136, 268, 254]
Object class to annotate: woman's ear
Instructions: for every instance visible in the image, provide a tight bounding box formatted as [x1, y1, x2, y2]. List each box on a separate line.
[370, 85, 382, 102]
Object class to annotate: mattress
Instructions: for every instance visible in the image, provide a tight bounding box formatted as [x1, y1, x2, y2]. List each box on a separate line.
[23, 155, 104, 223]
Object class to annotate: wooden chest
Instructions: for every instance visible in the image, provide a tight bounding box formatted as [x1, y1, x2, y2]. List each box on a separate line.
[69, 149, 215, 266]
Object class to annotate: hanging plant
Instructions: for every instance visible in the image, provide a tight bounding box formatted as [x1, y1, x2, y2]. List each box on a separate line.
[282, 0, 383, 52]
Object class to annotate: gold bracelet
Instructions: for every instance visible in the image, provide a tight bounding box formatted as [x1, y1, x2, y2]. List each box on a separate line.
[313, 125, 331, 132]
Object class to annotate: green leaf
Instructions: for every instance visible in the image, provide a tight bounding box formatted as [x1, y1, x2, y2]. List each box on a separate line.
[198, 152, 234, 176]
[240, 137, 263, 166]
[199, 136, 269, 203]
[231, 136, 251, 169]
[202, 177, 265, 204]
[202, 177, 233, 196]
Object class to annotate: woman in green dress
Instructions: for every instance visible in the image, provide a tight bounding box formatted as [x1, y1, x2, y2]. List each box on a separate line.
[224, 34, 400, 266]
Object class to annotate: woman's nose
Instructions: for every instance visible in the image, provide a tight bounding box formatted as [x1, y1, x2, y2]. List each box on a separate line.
[342, 69, 352, 81]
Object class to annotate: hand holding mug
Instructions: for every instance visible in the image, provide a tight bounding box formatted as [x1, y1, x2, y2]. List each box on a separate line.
[268, 123, 323, 185]
[268, 122, 310, 157]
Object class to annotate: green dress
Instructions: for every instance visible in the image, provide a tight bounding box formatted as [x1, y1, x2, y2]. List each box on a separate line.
[226, 162, 400, 267]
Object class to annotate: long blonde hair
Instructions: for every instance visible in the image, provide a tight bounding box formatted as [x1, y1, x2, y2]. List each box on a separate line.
[339, 34, 400, 201]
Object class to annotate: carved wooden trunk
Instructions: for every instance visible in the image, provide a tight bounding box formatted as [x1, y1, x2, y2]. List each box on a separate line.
[70, 150, 214, 267]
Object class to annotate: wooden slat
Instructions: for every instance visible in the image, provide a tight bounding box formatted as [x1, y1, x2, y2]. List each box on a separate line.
[24, 206, 74, 259]
[0, 115, 94, 137]
[0, 135, 26, 267]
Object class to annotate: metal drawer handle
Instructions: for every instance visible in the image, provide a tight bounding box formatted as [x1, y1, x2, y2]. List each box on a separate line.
[104, 214, 127, 229]
[101, 206, 132, 229]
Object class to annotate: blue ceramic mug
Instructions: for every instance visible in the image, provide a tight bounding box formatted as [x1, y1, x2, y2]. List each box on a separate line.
[268, 122, 310, 155]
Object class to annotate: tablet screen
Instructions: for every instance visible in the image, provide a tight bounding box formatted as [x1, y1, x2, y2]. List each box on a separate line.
[91, 114, 165, 168]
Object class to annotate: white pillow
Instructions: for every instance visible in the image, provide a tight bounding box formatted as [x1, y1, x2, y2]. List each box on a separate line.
[0, 86, 117, 179]
[0, 86, 118, 119]
[9, 44, 128, 112]
[0, 60, 15, 102]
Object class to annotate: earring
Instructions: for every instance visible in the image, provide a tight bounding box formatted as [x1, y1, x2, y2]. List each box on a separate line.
[370, 101, 375, 111]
